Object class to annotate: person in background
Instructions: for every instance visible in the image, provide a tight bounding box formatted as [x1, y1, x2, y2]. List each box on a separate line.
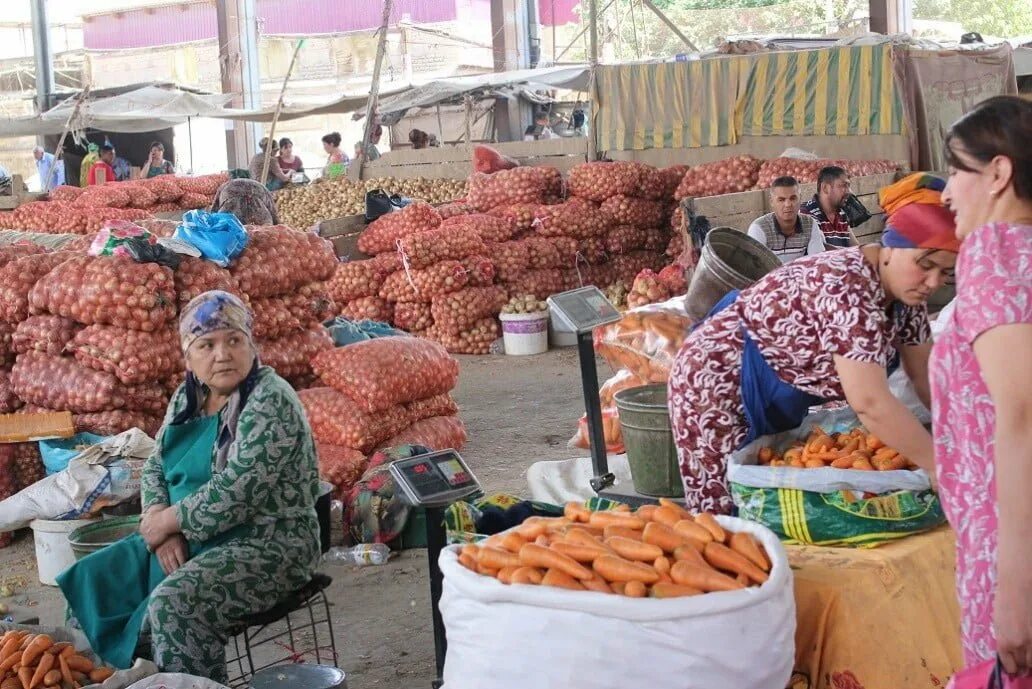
[524, 112, 558, 141]
[113, 153, 132, 182]
[409, 129, 430, 150]
[248, 138, 291, 191]
[802, 166, 857, 248]
[210, 178, 279, 226]
[79, 143, 100, 187]
[747, 176, 827, 263]
[87, 144, 117, 186]
[139, 142, 175, 179]
[33, 146, 64, 191]
[277, 138, 304, 177]
[932, 95, 1032, 676]
[321, 132, 348, 179]
[668, 172, 958, 513]
[571, 102, 587, 136]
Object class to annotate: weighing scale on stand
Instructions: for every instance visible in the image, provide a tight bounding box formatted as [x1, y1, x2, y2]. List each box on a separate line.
[389, 449, 481, 689]
[547, 286, 686, 508]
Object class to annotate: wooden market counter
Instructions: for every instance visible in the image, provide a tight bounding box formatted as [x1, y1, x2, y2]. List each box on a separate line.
[787, 527, 962, 689]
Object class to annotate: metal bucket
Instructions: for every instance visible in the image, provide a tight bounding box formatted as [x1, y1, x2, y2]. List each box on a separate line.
[614, 384, 682, 498]
[684, 228, 781, 322]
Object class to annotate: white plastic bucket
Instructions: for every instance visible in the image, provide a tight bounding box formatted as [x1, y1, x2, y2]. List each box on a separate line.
[30, 518, 98, 586]
[499, 311, 549, 356]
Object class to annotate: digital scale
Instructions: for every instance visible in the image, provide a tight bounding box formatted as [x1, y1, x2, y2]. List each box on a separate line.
[548, 286, 686, 508]
[389, 450, 481, 689]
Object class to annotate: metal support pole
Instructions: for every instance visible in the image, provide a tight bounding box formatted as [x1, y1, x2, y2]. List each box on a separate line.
[641, 0, 699, 53]
[578, 332, 613, 491]
[217, 0, 262, 170]
[30, 0, 55, 118]
[353, 0, 393, 182]
[260, 39, 305, 185]
[586, 0, 600, 161]
[425, 506, 448, 689]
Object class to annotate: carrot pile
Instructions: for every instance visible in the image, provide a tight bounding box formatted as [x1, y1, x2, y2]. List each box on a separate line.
[757, 426, 917, 471]
[456, 500, 772, 598]
[0, 632, 113, 689]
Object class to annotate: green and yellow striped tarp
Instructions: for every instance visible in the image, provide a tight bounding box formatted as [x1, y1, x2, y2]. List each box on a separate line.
[735, 44, 904, 138]
[594, 57, 751, 152]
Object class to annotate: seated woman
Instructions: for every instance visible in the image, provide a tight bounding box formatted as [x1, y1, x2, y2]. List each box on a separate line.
[210, 178, 280, 226]
[58, 291, 321, 682]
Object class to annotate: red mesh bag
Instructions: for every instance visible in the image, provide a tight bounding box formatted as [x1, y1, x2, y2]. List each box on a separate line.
[533, 202, 609, 240]
[406, 393, 459, 422]
[0, 447, 15, 547]
[0, 371, 22, 414]
[0, 243, 47, 269]
[473, 145, 519, 174]
[12, 315, 81, 356]
[674, 155, 761, 200]
[49, 185, 85, 203]
[485, 241, 530, 281]
[642, 226, 670, 252]
[258, 328, 334, 380]
[600, 195, 666, 229]
[611, 251, 668, 285]
[230, 228, 337, 298]
[430, 286, 507, 336]
[0, 322, 13, 367]
[567, 162, 641, 202]
[176, 173, 229, 196]
[326, 260, 388, 304]
[140, 175, 184, 203]
[426, 317, 500, 355]
[68, 325, 181, 385]
[356, 202, 442, 256]
[397, 226, 487, 270]
[660, 165, 690, 199]
[437, 201, 475, 220]
[487, 203, 542, 234]
[606, 225, 649, 255]
[377, 416, 468, 452]
[460, 255, 496, 287]
[74, 185, 131, 208]
[502, 269, 564, 300]
[10, 352, 163, 413]
[251, 296, 304, 339]
[311, 337, 459, 413]
[577, 237, 608, 265]
[30, 255, 176, 332]
[440, 214, 518, 243]
[339, 296, 394, 324]
[0, 252, 75, 323]
[378, 261, 469, 303]
[11, 441, 44, 490]
[177, 192, 210, 210]
[299, 387, 411, 452]
[467, 168, 561, 212]
[522, 237, 563, 270]
[316, 443, 369, 498]
[74, 409, 164, 437]
[393, 302, 434, 332]
[174, 257, 247, 308]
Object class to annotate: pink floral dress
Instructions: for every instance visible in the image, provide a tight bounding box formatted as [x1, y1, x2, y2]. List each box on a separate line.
[669, 247, 930, 513]
[930, 221, 1032, 665]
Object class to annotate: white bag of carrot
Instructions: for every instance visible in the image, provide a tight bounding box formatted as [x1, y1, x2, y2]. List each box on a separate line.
[438, 502, 795, 689]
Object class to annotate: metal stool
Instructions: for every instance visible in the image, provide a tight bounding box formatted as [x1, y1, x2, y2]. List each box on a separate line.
[223, 573, 337, 688]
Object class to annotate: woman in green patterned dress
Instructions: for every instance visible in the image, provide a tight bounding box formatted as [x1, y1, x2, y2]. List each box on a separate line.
[58, 290, 321, 682]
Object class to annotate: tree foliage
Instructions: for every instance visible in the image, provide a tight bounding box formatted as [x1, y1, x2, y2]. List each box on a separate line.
[912, 0, 1032, 38]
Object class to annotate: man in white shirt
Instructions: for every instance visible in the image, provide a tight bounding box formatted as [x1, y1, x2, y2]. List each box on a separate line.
[34, 146, 65, 191]
[746, 176, 827, 264]
[523, 112, 559, 141]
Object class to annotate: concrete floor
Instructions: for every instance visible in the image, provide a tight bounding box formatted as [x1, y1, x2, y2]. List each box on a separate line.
[0, 348, 602, 688]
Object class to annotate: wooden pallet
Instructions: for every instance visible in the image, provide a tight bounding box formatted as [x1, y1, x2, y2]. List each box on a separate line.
[0, 411, 74, 443]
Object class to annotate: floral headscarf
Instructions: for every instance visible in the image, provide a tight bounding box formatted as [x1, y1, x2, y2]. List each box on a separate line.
[210, 178, 279, 226]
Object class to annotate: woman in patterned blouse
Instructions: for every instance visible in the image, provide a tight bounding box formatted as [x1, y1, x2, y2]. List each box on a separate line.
[668, 174, 960, 513]
[58, 291, 321, 682]
[933, 96, 1032, 676]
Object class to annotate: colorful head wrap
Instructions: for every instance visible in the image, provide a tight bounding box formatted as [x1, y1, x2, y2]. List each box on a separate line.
[878, 173, 960, 252]
[178, 290, 253, 353]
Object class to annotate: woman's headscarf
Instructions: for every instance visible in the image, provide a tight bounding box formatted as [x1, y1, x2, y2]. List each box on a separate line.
[210, 178, 279, 226]
[175, 290, 258, 472]
[878, 173, 960, 252]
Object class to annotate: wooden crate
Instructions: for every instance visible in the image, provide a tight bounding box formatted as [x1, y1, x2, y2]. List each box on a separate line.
[318, 213, 369, 259]
[0, 176, 45, 211]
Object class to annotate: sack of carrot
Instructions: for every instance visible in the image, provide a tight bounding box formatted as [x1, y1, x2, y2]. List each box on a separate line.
[0, 630, 113, 689]
[439, 502, 795, 689]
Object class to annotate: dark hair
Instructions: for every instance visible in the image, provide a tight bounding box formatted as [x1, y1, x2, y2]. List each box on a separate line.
[945, 95, 1032, 201]
[150, 141, 164, 151]
[100, 144, 115, 153]
[817, 166, 848, 188]
[771, 176, 798, 189]
[279, 137, 292, 148]
[322, 132, 342, 147]
[259, 137, 276, 152]
[408, 129, 429, 147]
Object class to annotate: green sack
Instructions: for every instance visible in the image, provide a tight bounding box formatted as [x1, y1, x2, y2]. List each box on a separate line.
[730, 483, 946, 548]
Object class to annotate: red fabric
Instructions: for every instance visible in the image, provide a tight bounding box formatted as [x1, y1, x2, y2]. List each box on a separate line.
[884, 204, 961, 253]
[87, 161, 116, 186]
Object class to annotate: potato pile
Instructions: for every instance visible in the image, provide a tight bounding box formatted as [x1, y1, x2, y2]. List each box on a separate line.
[757, 426, 917, 471]
[301, 337, 466, 498]
[276, 176, 468, 229]
[0, 630, 113, 689]
[501, 295, 548, 315]
[458, 501, 772, 597]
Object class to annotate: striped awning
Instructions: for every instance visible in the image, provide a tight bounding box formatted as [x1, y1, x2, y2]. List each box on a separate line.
[594, 56, 751, 152]
[735, 44, 904, 137]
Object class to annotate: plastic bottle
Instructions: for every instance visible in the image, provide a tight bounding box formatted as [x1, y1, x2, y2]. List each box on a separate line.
[323, 543, 390, 566]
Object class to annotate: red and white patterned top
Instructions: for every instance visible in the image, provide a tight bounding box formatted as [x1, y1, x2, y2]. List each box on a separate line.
[930, 221, 1032, 665]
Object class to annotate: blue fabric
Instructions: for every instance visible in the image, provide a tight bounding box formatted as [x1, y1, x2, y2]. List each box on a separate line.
[325, 317, 405, 347]
[40, 433, 107, 475]
[173, 210, 249, 267]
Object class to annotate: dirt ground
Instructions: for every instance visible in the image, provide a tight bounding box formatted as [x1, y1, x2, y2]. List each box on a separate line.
[0, 348, 600, 688]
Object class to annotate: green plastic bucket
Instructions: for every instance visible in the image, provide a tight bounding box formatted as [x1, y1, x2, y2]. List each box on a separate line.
[68, 515, 140, 561]
[614, 384, 682, 497]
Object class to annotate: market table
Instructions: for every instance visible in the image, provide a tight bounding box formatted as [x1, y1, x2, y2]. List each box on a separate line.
[787, 526, 962, 689]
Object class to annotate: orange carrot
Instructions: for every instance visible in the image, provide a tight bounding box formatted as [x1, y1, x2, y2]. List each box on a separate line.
[612, 504, 632, 513]
[565, 528, 610, 549]
[534, 534, 551, 547]
[18, 667, 32, 689]
[582, 576, 614, 594]
[658, 498, 691, 521]
[58, 655, 73, 686]
[0, 650, 21, 672]
[641, 522, 692, 554]
[729, 532, 771, 572]
[592, 555, 660, 584]
[673, 519, 713, 545]
[551, 541, 609, 563]
[30, 651, 55, 689]
[651, 582, 703, 598]
[0, 637, 20, 664]
[635, 504, 659, 522]
[736, 572, 750, 586]
[511, 567, 543, 585]
[516, 519, 547, 540]
[460, 544, 479, 559]
[499, 532, 526, 554]
[703, 542, 769, 584]
[497, 566, 520, 584]
[603, 525, 644, 541]
[458, 553, 477, 572]
[588, 511, 646, 530]
[670, 561, 745, 592]
[477, 547, 521, 571]
[564, 502, 591, 523]
[89, 668, 115, 683]
[22, 635, 53, 667]
[651, 505, 684, 527]
[694, 513, 726, 543]
[44, 668, 63, 687]
[610, 581, 627, 595]
[672, 544, 708, 568]
[543, 518, 574, 533]
[624, 580, 647, 598]
[831, 456, 854, 469]
[519, 543, 593, 580]
[477, 564, 499, 577]
[541, 568, 585, 591]
[654, 556, 671, 575]
[604, 536, 663, 562]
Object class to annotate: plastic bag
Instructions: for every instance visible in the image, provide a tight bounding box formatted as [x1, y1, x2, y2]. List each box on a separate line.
[88, 221, 155, 257]
[311, 337, 459, 413]
[173, 210, 249, 267]
[568, 408, 624, 454]
[323, 317, 405, 347]
[377, 415, 467, 452]
[473, 145, 519, 174]
[299, 387, 411, 452]
[593, 295, 692, 383]
[39, 432, 107, 474]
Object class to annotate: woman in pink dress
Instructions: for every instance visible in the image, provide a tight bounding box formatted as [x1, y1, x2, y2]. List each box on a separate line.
[933, 95, 1032, 675]
[668, 174, 960, 513]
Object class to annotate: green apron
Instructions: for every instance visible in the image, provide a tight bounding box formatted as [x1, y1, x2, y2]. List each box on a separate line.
[57, 415, 248, 669]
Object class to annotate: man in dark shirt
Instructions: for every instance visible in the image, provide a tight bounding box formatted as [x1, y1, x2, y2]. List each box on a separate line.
[801, 165, 856, 248]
